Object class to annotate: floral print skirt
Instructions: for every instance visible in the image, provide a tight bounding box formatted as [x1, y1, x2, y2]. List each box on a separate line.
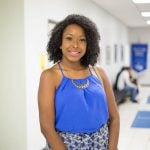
[46, 123, 108, 150]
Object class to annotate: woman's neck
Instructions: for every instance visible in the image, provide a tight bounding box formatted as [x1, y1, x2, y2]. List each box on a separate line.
[60, 60, 86, 71]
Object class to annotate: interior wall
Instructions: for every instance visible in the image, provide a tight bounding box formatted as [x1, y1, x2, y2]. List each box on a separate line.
[0, 0, 26, 150]
[129, 27, 150, 85]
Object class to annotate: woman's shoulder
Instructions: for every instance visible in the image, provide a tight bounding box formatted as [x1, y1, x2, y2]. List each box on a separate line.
[93, 65, 106, 77]
[41, 63, 57, 76]
[40, 63, 61, 85]
[92, 65, 111, 84]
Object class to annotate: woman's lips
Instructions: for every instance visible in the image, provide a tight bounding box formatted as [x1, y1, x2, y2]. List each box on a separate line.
[69, 51, 80, 56]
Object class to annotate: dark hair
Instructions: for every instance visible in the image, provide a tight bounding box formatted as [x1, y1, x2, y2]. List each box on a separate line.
[47, 14, 100, 67]
[121, 66, 131, 71]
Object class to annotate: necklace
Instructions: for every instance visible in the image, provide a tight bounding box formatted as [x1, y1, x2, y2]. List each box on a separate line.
[71, 79, 90, 89]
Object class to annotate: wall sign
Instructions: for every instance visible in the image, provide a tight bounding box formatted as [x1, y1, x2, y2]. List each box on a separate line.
[131, 44, 148, 72]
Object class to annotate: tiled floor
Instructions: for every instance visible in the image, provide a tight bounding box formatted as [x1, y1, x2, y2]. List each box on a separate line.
[118, 86, 150, 150]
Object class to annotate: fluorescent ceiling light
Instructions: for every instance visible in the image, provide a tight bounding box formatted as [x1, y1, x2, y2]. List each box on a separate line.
[147, 20, 150, 24]
[132, 0, 150, 3]
[141, 12, 150, 17]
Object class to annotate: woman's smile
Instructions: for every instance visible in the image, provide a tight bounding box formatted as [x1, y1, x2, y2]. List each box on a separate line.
[60, 24, 87, 63]
[68, 50, 81, 57]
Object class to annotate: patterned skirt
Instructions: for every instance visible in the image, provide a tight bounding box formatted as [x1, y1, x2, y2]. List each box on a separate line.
[46, 123, 109, 150]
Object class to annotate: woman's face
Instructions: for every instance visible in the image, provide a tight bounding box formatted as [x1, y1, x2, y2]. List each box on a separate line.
[60, 24, 87, 63]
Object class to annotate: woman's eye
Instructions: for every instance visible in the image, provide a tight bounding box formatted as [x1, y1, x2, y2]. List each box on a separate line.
[80, 38, 86, 42]
[66, 37, 72, 40]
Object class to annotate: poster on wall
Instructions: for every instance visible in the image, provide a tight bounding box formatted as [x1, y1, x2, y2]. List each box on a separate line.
[131, 44, 148, 72]
[114, 44, 118, 63]
[121, 45, 124, 62]
[105, 45, 111, 65]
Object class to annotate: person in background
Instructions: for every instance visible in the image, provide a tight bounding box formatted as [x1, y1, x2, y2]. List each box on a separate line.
[38, 14, 120, 150]
[114, 66, 139, 103]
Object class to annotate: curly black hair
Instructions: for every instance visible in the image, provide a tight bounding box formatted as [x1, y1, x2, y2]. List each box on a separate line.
[47, 14, 100, 67]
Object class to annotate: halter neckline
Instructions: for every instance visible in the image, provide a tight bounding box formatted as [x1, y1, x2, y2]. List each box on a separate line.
[58, 62, 92, 80]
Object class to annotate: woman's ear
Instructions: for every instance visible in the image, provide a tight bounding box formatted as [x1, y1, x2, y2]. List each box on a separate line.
[59, 45, 62, 49]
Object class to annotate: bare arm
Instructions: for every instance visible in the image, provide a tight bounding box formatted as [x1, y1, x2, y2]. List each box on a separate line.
[38, 70, 66, 150]
[98, 67, 120, 150]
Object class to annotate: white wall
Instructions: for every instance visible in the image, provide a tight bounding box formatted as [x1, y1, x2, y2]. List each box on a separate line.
[24, 0, 129, 149]
[0, 0, 26, 150]
[129, 27, 150, 85]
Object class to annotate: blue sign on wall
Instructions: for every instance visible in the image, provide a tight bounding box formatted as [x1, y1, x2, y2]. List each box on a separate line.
[131, 44, 148, 72]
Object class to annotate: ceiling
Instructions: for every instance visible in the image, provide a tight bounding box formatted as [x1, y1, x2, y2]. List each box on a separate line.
[92, 0, 150, 28]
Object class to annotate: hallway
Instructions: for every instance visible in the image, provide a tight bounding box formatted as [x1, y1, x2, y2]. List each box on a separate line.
[118, 86, 150, 150]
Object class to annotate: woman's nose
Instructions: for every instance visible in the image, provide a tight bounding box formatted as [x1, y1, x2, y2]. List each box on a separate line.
[72, 40, 78, 48]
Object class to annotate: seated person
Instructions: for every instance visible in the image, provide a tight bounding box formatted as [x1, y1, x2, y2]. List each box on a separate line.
[114, 66, 139, 103]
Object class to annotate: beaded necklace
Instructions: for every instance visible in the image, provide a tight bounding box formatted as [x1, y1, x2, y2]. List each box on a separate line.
[71, 79, 89, 89]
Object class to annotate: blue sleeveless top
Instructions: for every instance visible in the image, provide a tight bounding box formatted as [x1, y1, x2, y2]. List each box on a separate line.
[55, 63, 109, 133]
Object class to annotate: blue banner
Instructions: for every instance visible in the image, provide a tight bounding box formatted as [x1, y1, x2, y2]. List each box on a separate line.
[131, 44, 148, 72]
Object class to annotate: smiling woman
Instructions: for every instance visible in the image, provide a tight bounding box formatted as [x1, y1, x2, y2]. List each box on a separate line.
[60, 24, 87, 63]
[38, 14, 120, 150]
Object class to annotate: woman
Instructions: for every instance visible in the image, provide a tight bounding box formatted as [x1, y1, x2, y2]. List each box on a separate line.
[38, 14, 120, 150]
